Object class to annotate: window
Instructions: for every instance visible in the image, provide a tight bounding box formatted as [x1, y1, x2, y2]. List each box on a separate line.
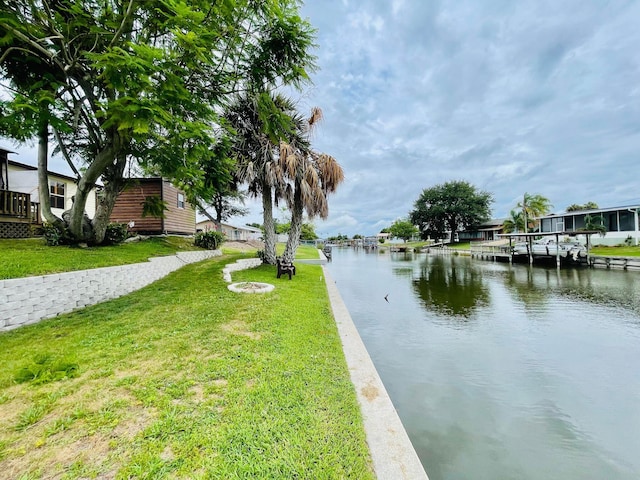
[50, 182, 65, 209]
[564, 216, 574, 231]
[177, 192, 185, 209]
[619, 210, 634, 231]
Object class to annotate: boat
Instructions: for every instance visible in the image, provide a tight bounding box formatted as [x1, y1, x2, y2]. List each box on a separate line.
[512, 238, 586, 260]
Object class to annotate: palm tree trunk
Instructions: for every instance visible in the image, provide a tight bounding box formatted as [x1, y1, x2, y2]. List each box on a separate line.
[261, 183, 277, 264]
[283, 182, 303, 263]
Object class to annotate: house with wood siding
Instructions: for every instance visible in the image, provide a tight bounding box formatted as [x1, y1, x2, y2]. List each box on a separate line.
[110, 178, 195, 235]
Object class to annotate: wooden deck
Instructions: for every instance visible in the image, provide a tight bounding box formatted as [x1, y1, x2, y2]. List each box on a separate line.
[0, 190, 40, 223]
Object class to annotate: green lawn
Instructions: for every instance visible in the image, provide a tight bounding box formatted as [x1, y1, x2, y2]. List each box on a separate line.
[590, 245, 640, 257]
[0, 237, 204, 280]
[0, 254, 373, 479]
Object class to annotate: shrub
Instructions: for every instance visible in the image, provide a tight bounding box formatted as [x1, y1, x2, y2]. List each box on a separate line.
[194, 230, 225, 250]
[103, 223, 129, 245]
[256, 249, 267, 263]
[14, 353, 79, 385]
[42, 222, 71, 246]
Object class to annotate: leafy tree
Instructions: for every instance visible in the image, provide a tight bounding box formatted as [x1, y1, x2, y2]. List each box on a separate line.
[353, 234, 363, 239]
[410, 181, 492, 242]
[389, 219, 418, 242]
[566, 202, 599, 212]
[141, 196, 168, 219]
[198, 189, 249, 232]
[300, 223, 318, 240]
[276, 221, 291, 234]
[517, 193, 553, 233]
[502, 209, 525, 233]
[0, 0, 316, 244]
[583, 214, 607, 236]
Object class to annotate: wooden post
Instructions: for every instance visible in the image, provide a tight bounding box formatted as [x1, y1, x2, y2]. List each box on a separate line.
[555, 233, 560, 269]
[509, 237, 513, 263]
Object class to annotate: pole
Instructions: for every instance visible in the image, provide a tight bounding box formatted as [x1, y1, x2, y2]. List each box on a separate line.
[523, 193, 527, 234]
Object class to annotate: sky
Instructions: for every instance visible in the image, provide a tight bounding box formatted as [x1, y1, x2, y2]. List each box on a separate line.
[4, 0, 640, 238]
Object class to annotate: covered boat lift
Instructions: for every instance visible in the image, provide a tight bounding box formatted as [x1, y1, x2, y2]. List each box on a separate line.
[498, 231, 602, 268]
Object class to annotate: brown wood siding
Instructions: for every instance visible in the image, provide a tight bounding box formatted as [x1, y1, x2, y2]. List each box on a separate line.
[162, 182, 195, 234]
[110, 180, 162, 233]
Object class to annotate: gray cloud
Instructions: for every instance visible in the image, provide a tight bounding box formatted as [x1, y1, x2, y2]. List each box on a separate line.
[287, 0, 640, 236]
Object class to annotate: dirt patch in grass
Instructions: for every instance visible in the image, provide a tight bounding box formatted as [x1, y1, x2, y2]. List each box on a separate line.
[220, 319, 262, 340]
[0, 390, 22, 429]
[2, 406, 151, 480]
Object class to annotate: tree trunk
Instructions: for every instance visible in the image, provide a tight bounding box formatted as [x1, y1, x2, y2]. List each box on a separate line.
[68, 131, 122, 243]
[282, 182, 303, 263]
[91, 154, 127, 244]
[36, 121, 64, 227]
[449, 219, 457, 243]
[261, 183, 277, 264]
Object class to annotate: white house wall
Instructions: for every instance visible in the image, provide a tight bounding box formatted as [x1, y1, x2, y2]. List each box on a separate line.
[7, 164, 97, 220]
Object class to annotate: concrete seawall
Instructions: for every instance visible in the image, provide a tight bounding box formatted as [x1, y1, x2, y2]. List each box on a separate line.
[0, 250, 221, 332]
[323, 267, 429, 480]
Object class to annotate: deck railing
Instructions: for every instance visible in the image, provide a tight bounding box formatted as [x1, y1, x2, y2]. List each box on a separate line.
[0, 190, 41, 223]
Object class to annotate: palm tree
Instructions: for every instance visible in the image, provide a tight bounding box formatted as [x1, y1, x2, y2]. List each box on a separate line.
[279, 108, 344, 263]
[503, 209, 525, 233]
[517, 193, 553, 233]
[226, 92, 297, 264]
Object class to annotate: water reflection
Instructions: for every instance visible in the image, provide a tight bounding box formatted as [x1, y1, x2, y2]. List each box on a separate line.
[412, 256, 489, 318]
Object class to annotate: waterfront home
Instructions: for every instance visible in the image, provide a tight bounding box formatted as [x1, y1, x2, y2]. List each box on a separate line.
[196, 220, 262, 241]
[1, 148, 98, 238]
[538, 204, 639, 245]
[459, 218, 506, 242]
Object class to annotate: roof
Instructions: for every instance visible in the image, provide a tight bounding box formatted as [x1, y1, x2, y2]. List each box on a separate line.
[478, 218, 506, 227]
[498, 231, 604, 238]
[539, 204, 640, 218]
[8, 159, 79, 183]
[196, 220, 262, 233]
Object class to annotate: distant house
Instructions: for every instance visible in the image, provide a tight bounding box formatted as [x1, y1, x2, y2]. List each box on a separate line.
[110, 178, 195, 235]
[196, 220, 262, 241]
[538, 204, 640, 246]
[459, 219, 506, 242]
[1, 147, 98, 238]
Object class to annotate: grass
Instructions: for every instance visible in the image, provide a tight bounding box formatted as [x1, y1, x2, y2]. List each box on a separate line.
[0, 253, 373, 479]
[590, 244, 640, 257]
[276, 244, 319, 259]
[447, 242, 471, 250]
[0, 236, 204, 280]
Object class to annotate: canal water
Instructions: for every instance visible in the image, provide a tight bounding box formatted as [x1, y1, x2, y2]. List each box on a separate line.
[325, 247, 640, 480]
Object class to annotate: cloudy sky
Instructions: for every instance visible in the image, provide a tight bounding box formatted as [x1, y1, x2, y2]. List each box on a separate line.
[4, 0, 640, 238]
[284, 0, 640, 237]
